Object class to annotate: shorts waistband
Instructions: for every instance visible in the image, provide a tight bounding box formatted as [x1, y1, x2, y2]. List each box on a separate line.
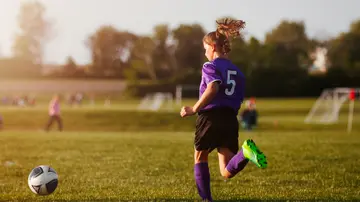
[198, 107, 237, 116]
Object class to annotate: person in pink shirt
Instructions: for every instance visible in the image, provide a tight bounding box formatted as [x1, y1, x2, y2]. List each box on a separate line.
[45, 94, 63, 132]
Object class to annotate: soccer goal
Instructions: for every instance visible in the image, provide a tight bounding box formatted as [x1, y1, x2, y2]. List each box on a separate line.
[304, 88, 359, 133]
[175, 84, 199, 105]
[137, 92, 174, 111]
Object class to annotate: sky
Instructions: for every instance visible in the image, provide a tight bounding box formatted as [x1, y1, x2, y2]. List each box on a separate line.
[0, 0, 359, 65]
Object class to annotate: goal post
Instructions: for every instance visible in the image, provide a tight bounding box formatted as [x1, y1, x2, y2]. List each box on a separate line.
[175, 84, 199, 105]
[136, 84, 199, 111]
[304, 88, 359, 133]
[137, 92, 174, 111]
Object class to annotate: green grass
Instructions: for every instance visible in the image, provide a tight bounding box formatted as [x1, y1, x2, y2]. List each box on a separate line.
[0, 131, 360, 201]
[0, 98, 359, 132]
[0, 98, 360, 201]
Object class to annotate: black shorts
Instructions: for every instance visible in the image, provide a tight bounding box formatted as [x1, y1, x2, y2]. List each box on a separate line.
[195, 107, 239, 154]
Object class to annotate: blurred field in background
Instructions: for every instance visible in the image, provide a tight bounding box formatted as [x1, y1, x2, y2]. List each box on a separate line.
[0, 97, 358, 132]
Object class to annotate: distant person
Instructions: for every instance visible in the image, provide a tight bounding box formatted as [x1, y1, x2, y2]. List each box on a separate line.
[28, 96, 36, 106]
[67, 94, 76, 106]
[0, 114, 3, 130]
[75, 93, 83, 105]
[179, 18, 267, 202]
[12, 96, 19, 106]
[240, 98, 258, 130]
[1, 96, 9, 105]
[45, 94, 63, 132]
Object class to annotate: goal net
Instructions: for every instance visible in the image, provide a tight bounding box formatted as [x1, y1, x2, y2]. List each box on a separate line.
[137, 92, 174, 111]
[304, 88, 359, 132]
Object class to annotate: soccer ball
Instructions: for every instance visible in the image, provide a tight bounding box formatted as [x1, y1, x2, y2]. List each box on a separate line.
[28, 165, 58, 195]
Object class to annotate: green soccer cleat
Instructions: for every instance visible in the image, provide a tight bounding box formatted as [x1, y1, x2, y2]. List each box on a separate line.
[242, 139, 267, 168]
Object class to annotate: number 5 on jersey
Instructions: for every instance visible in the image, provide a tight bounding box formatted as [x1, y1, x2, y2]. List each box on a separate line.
[225, 70, 237, 96]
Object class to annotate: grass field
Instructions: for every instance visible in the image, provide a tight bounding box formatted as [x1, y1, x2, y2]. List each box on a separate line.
[0, 98, 360, 201]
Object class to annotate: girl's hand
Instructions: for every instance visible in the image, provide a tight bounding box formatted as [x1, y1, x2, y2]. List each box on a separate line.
[180, 106, 196, 117]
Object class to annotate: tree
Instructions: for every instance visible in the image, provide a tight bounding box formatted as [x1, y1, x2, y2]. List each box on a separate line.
[228, 36, 248, 68]
[265, 20, 308, 50]
[328, 19, 360, 69]
[244, 37, 263, 70]
[172, 24, 205, 73]
[129, 36, 157, 80]
[264, 20, 309, 68]
[350, 20, 360, 34]
[86, 25, 137, 76]
[151, 24, 174, 78]
[12, 0, 53, 65]
[63, 56, 77, 76]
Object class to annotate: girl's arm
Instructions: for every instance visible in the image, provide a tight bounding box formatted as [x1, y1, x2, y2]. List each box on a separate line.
[192, 81, 219, 113]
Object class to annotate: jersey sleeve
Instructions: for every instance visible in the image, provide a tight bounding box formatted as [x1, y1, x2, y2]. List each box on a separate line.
[202, 63, 222, 85]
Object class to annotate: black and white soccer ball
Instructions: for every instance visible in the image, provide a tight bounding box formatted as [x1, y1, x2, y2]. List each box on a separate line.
[28, 165, 58, 195]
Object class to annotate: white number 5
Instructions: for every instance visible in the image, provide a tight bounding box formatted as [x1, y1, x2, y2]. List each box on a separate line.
[225, 70, 237, 96]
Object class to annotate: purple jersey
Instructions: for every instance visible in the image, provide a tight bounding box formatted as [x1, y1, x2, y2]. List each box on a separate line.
[199, 58, 245, 114]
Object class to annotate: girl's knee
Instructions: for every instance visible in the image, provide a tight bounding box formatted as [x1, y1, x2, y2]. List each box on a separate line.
[220, 168, 234, 179]
[194, 150, 209, 164]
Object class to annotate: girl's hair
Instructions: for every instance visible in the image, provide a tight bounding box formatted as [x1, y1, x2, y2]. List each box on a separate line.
[203, 18, 246, 55]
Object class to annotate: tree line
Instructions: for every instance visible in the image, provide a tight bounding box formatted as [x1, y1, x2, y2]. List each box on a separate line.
[2, 1, 360, 97]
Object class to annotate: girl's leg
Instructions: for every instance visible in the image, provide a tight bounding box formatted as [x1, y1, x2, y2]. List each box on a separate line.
[217, 147, 249, 179]
[45, 116, 55, 131]
[218, 139, 268, 179]
[194, 149, 212, 202]
[217, 147, 235, 178]
[55, 115, 63, 131]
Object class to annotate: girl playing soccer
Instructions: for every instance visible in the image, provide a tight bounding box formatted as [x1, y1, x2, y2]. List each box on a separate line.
[180, 18, 267, 202]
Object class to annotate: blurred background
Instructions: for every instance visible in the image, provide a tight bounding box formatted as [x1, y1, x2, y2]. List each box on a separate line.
[0, 0, 359, 95]
[0, 0, 358, 131]
[0, 1, 360, 201]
